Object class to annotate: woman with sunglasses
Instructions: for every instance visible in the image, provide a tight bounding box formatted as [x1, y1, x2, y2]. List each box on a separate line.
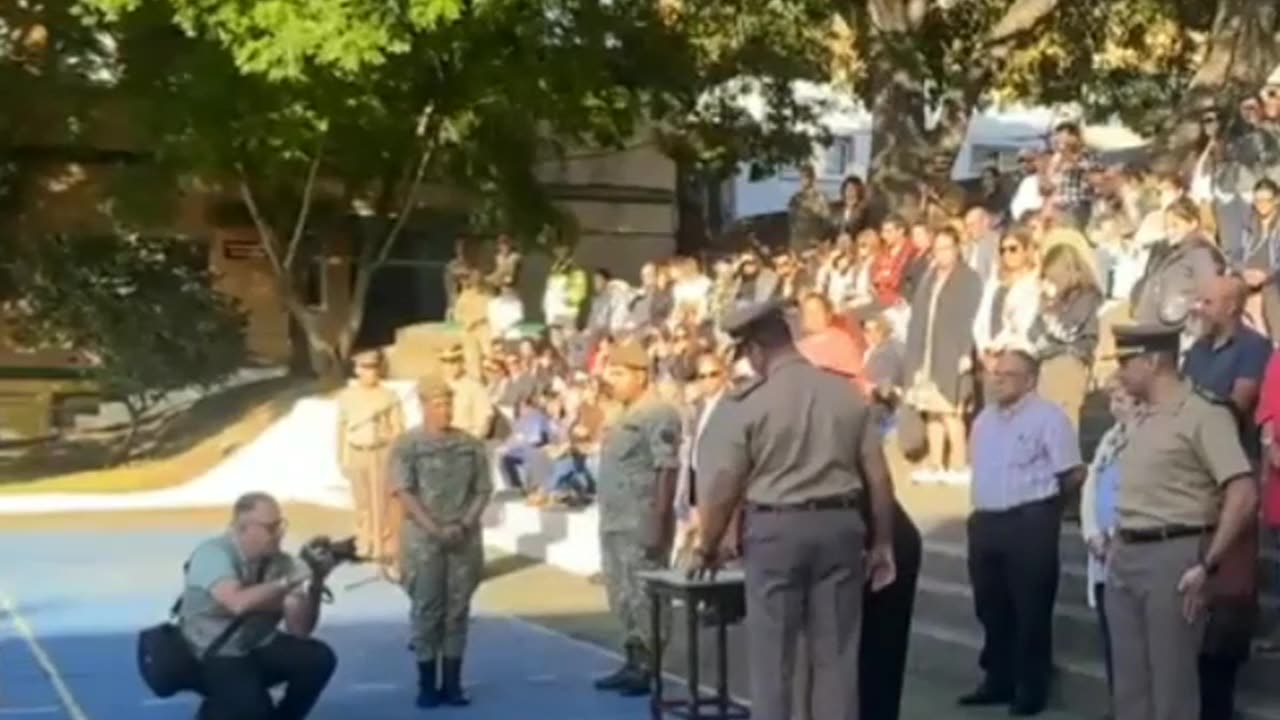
[972, 226, 1040, 374]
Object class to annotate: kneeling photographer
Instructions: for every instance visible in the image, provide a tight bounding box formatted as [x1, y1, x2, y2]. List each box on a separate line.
[179, 492, 338, 720]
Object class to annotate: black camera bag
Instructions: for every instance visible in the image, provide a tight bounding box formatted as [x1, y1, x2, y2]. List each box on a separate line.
[137, 560, 266, 697]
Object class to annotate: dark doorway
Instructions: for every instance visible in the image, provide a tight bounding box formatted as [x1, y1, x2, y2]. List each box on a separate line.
[353, 216, 465, 349]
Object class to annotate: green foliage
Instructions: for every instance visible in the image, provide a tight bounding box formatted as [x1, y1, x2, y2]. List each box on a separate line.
[9, 234, 248, 417]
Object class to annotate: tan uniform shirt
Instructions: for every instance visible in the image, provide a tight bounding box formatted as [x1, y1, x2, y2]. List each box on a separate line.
[454, 289, 490, 332]
[1115, 381, 1251, 530]
[336, 385, 403, 461]
[449, 376, 494, 439]
[696, 350, 876, 505]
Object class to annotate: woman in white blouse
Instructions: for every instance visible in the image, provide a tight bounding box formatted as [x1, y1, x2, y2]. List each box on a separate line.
[972, 226, 1040, 367]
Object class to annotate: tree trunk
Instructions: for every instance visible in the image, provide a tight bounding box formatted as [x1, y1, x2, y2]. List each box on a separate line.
[866, 46, 932, 219]
[111, 398, 145, 466]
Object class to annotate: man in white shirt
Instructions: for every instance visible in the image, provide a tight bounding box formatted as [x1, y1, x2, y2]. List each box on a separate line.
[674, 351, 730, 559]
[487, 280, 525, 340]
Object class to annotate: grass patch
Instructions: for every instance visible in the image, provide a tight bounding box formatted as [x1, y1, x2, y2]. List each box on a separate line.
[0, 376, 337, 494]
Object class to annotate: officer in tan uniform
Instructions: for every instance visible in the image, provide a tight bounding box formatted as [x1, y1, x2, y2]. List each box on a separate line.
[453, 271, 492, 378]
[439, 344, 494, 440]
[336, 348, 406, 580]
[1107, 324, 1258, 720]
[692, 299, 897, 720]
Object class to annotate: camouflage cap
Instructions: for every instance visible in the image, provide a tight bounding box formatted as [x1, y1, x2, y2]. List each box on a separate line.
[608, 339, 650, 372]
[416, 374, 453, 400]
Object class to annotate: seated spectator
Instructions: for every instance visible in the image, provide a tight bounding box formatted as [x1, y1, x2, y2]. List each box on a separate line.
[497, 397, 553, 494]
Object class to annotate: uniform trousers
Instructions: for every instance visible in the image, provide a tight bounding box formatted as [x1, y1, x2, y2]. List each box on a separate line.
[600, 530, 669, 658]
[402, 530, 484, 660]
[1106, 535, 1206, 720]
[198, 634, 337, 720]
[790, 500, 923, 720]
[966, 496, 1061, 705]
[745, 506, 865, 720]
[344, 444, 401, 576]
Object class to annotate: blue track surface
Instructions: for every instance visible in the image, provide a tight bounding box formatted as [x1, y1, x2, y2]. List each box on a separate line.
[0, 530, 654, 720]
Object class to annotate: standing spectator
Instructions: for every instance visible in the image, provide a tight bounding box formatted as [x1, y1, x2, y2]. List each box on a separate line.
[870, 215, 916, 307]
[903, 227, 983, 483]
[962, 349, 1083, 716]
[1010, 150, 1049, 222]
[1028, 243, 1103, 430]
[1254, 348, 1280, 652]
[543, 244, 589, 330]
[1078, 379, 1136, 716]
[1046, 122, 1095, 228]
[1131, 197, 1224, 334]
[1183, 275, 1270, 720]
[487, 232, 521, 289]
[444, 238, 473, 320]
[487, 279, 525, 341]
[964, 206, 1002, 284]
[787, 164, 831, 251]
[1227, 178, 1280, 339]
[440, 345, 494, 441]
[973, 226, 1040, 368]
[729, 249, 780, 308]
[836, 174, 871, 237]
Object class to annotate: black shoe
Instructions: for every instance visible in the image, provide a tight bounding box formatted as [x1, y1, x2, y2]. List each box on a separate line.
[415, 660, 441, 708]
[615, 668, 652, 697]
[594, 662, 636, 691]
[440, 656, 471, 706]
[958, 683, 1013, 706]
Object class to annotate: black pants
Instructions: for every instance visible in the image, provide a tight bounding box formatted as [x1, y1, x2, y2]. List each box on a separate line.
[1093, 583, 1113, 694]
[199, 635, 337, 720]
[967, 497, 1061, 705]
[859, 500, 923, 720]
[1199, 653, 1242, 720]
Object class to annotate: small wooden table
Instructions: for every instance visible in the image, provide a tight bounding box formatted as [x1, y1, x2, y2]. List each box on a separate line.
[638, 568, 751, 720]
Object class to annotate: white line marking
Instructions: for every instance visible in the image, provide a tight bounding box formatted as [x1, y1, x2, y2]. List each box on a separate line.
[346, 682, 399, 692]
[0, 707, 60, 716]
[496, 612, 752, 706]
[140, 697, 193, 707]
[0, 591, 91, 720]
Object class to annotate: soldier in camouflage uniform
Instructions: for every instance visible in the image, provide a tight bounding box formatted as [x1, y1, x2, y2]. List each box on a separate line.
[389, 375, 492, 709]
[592, 339, 682, 696]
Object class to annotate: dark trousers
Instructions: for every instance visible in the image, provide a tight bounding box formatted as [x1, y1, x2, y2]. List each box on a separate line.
[199, 635, 337, 720]
[966, 496, 1061, 705]
[1199, 652, 1243, 720]
[745, 506, 865, 720]
[859, 500, 923, 720]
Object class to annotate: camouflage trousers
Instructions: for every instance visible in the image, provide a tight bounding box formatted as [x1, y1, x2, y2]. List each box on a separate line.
[401, 531, 484, 660]
[600, 530, 670, 661]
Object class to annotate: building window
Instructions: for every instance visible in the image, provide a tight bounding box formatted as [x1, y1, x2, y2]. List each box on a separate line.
[819, 138, 857, 179]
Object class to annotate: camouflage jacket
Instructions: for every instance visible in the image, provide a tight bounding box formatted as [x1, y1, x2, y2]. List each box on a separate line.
[389, 427, 492, 534]
[596, 395, 682, 535]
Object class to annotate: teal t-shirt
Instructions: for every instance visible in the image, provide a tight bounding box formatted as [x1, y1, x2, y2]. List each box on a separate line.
[178, 533, 297, 658]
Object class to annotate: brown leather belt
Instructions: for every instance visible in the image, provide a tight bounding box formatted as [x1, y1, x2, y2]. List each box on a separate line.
[1116, 525, 1213, 544]
[347, 442, 388, 452]
[748, 493, 863, 513]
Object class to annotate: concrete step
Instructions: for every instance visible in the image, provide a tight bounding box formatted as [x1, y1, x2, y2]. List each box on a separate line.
[907, 620, 1280, 720]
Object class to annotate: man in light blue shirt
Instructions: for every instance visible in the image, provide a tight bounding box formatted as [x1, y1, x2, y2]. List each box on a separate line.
[960, 350, 1084, 716]
[180, 492, 337, 720]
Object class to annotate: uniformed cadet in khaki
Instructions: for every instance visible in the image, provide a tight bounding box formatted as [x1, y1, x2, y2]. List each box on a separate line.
[1107, 324, 1257, 720]
[592, 339, 682, 697]
[335, 348, 405, 581]
[439, 344, 495, 439]
[389, 375, 492, 709]
[693, 299, 897, 720]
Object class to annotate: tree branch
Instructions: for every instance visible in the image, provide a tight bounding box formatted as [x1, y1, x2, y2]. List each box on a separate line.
[375, 106, 439, 267]
[985, 0, 1060, 49]
[283, 134, 326, 270]
[234, 166, 285, 278]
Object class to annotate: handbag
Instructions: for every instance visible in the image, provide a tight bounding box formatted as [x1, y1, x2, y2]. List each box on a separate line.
[137, 560, 267, 697]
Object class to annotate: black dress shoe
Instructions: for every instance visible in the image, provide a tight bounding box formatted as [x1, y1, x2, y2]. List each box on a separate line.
[958, 684, 1014, 706]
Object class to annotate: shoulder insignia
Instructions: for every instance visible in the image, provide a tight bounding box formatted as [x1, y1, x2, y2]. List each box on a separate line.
[728, 375, 764, 400]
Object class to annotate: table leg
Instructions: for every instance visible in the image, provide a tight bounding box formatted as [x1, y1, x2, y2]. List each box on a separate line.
[716, 612, 728, 718]
[687, 595, 700, 720]
[651, 588, 663, 720]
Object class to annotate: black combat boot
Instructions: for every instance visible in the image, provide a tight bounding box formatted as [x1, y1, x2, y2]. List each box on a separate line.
[440, 656, 471, 706]
[416, 660, 442, 708]
[593, 644, 639, 691]
[616, 645, 652, 697]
